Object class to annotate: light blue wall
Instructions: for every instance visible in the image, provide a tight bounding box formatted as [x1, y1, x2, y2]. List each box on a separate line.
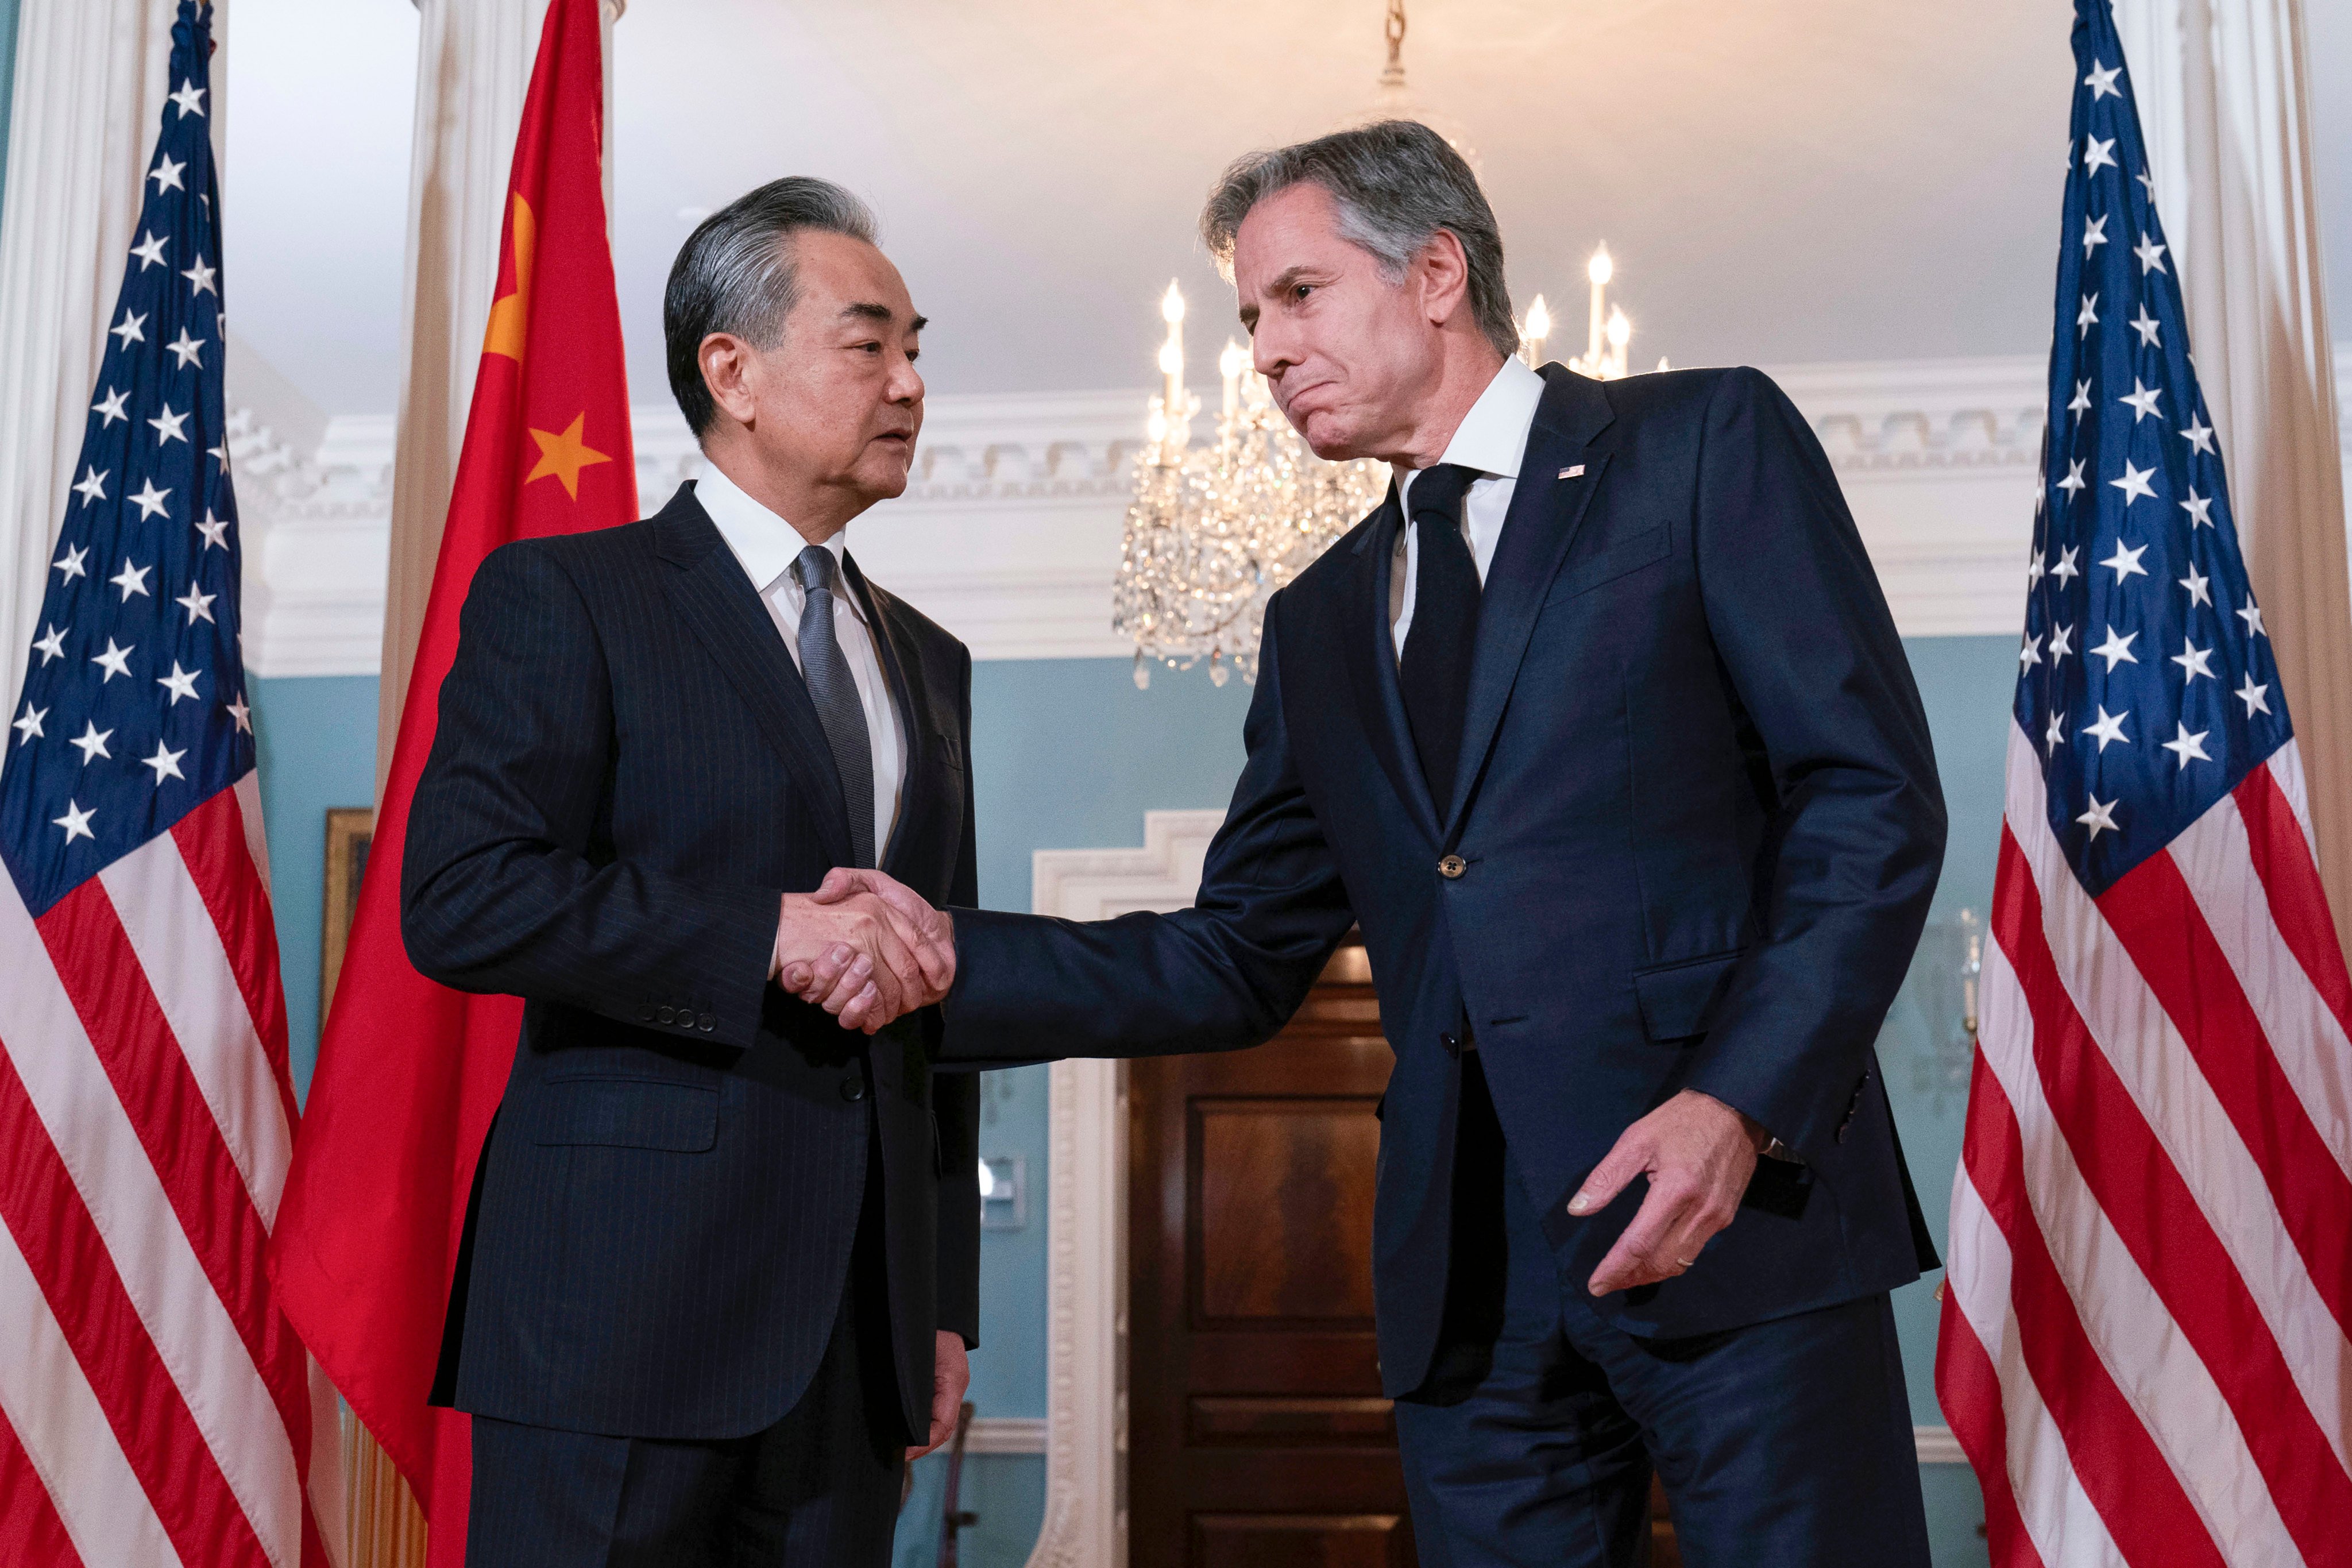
[250, 674, 381, 1102]
[0, 0, 22, 203]
[256, 636, 2014, 1567]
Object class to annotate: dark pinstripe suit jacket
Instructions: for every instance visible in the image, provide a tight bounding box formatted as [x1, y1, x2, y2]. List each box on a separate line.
[401, 481, 981, 1442]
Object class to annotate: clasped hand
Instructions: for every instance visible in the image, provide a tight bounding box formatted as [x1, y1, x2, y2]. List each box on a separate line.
[774, 869, 955, 1033]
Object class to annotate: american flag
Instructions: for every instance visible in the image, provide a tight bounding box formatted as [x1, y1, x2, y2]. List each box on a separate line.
[1934, 4, 2352, 1565]
[0, 5, 342, 1563]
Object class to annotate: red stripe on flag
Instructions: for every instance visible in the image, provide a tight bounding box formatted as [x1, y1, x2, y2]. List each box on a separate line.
[0, 1042, 269, 1568]
[1996, 829, 2352, 1557]
[1959, 1051, 2226, 1567]
[173, 790, 299, 1128]
[1934, 1275, 2046, 1568]
[0, 1402, 84, 1568]
[300, 1488, 331, 1568]
[2235, 764, 2352, 1043]
[32, 883, 316, 1472]
[2095, 850, 2352, 1331]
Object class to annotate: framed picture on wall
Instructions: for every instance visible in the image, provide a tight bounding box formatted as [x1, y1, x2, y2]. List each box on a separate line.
[322, 806, 375, 1011]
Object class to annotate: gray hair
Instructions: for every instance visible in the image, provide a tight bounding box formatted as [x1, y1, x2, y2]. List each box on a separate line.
[1200, 120, 1518, 361]
[664, 176, 879, 437]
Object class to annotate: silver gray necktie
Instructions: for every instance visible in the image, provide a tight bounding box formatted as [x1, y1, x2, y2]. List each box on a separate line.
[791, 546, 875, 868]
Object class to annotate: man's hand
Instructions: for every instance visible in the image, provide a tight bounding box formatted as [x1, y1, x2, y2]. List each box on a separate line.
[783, 867, 957, 1032]
[1570, 1089, 1763, 1296]
[773, 888, 953, 1035]
[908, 1330, 971, 1461]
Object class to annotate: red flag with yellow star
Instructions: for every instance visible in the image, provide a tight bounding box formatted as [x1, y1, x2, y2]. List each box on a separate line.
[270, 1, 633, 1557]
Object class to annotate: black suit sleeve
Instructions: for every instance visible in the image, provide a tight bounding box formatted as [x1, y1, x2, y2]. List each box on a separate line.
[940, 596, 1355, 1061]
[400, 542, 779, 1047]
[931, 643, 984, 1347]
[1679, 368, 1947, 1159]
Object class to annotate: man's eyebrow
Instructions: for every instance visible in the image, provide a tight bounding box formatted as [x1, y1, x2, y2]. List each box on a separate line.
[840, 301, 895, 324]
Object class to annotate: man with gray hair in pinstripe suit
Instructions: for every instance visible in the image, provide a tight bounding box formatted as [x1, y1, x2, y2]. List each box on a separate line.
[402, 175, 970, 1566]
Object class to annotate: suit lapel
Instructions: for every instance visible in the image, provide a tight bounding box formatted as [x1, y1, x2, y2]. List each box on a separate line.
[840, 554, 934, 879]
[1342, 483, 1441, 844]
[1442, 369, 1616, 844]
[654, 484, 858, 868]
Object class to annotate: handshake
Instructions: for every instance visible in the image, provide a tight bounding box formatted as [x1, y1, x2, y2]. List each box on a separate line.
[773, 868, 957, 1033]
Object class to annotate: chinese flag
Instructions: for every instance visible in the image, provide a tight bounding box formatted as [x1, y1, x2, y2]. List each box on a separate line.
[269, 1, 636, 1558]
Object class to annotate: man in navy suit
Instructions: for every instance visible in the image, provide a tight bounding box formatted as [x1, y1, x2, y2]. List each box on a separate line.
[404, 178, 967, 1566]
[801, 122, 1945, 1563]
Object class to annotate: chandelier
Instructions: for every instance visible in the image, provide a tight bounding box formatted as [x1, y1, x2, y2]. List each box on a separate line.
[1113, 2, 1668, 689]
[1517, 245, 1667, 381]
[1113, 284, 1385, 688]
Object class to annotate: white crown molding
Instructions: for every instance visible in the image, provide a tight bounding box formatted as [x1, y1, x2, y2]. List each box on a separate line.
[231, 350, 2352, 678]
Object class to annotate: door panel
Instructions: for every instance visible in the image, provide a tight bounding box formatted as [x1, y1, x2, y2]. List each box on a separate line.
[1193, 1099, 1380, 1323]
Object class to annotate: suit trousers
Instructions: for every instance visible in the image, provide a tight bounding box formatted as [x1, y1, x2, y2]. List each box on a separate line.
[465, 1142, 909, 1567]
[1391, 1056, 1930, 1568]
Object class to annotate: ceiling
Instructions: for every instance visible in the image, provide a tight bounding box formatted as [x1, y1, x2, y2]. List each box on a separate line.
[225, 0, 2352, 418]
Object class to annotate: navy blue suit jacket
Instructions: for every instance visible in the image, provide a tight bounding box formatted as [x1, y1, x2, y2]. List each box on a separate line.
[402, 482, 981, 1442]
[944, 366, 1945, 1397]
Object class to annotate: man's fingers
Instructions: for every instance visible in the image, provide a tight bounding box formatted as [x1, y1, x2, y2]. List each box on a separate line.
[816, 955, 875, 1015]
[864, 898, 948, 995]
[793, 943, 855, 1003]
[1586, 1182, 1691, 1295]
[851, 878, 955, 997]
[852, 909, 918, 1018]
[811, 867, 875, 905]
[836, 981, 883, 1032]
[1568, 1131, 1651, 1216]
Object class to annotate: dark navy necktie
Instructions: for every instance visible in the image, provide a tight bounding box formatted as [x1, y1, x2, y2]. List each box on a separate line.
[792, 545, 876, 868]
[1398, 463, 1483, 820]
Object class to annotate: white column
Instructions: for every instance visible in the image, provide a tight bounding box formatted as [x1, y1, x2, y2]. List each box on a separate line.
[0, 0, 187, 770]
[376, 0, 550, 795]
[2115, 0, 2352, 949]
[375, 0, 621, 797]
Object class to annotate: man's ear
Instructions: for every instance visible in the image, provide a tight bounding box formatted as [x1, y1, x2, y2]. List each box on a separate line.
[700, 332, 758, 428]
[1415, 228, 1472, 330]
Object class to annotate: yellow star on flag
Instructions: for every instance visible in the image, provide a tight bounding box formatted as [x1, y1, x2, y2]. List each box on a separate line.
[525, 411, 612, 500]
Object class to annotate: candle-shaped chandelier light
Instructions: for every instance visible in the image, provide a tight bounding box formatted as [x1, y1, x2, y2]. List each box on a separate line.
[1520, 245, 1668, 379]
[1114, 281, 1385, 688]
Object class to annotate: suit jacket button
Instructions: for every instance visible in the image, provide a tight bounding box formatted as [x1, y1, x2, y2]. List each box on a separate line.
[1438, 855, 1466, 879]
[1439, 1031, 1461, 1057]
[638, 1004, 655, 1023]
[697, 1013, 716, 1032]
[656, 1005, 676, 1025]
[841, 1077, 868, 1102]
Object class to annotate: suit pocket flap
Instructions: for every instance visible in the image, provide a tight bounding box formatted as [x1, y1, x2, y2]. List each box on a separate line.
[532, 1077, 718, 1152]
[1632, 951, 1742, 1042]
[1547, 525, 1669, 604]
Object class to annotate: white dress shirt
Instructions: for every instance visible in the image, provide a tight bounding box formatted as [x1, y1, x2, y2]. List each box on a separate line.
[1391, 354, 1547, 659]
[698, 462, 906, 860]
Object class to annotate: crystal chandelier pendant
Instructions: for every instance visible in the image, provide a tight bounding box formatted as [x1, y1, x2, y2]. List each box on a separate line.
[1113, 285, 1385, 688]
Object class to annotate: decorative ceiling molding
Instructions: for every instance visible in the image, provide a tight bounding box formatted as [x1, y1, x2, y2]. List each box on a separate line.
[230, 352, 2352, 678]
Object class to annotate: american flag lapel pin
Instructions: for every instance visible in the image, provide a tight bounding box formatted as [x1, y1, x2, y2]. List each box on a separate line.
[1559, 464, 1586, 480]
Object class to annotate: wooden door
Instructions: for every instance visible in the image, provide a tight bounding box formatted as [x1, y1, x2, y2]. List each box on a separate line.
[1127, 939, 1684, 1568]
[1128, 939, 1409, 1568]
